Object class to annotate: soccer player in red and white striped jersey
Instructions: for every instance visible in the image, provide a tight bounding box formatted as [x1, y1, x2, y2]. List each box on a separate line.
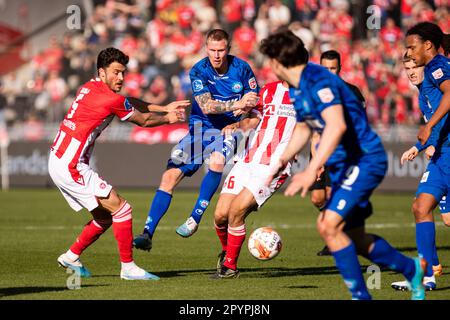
[211, 80, 296, 278]
[49, 47, 189, 280]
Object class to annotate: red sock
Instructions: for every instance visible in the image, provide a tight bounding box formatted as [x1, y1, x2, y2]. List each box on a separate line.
[70, 220, 107, 255]
[215, 223, 228, 252]
[223, 224, 246, 270]
[112, 201, 133, 263]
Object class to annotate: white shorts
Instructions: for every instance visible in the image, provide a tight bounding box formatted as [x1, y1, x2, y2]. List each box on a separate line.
[48, 152, 112, 212]
[221, 161, 290, 208]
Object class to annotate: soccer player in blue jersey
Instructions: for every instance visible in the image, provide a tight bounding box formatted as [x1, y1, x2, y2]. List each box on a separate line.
[389, 23, 450, 292]
[133, 29, 259, 251]
[260, 30, 426, 300]
[412, 23, 450, 145]
[312, 50, 366, 257]
[390, 54, 449, 292]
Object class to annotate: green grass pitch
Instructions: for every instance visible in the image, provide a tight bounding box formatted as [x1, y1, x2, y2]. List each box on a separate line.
[0, 189, 449, 300]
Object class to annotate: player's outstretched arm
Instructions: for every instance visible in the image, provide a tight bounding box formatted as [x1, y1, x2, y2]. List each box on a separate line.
[418, 80, 450, 144]
[195, 92, 258, 114]
[127, 97, 190, 113]
[221, 111, 261, 135]
[127, 109, 186, 127]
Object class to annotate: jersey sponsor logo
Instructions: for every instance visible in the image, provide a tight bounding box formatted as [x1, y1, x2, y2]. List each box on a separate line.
[317, 87, 335, 103]
[213, 75, 229, 80]
[212, 94, 241, 103]
[432, 68, 444, 80]
[193, 80, 204, 92]
[124, 98, 132, 111]
[232, 82, 243, 93]
[63, 119, 76, 130]
[249, 77, 257, 89]
[195, 209, 204, 215]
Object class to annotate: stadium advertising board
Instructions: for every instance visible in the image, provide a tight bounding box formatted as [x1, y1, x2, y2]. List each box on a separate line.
[1, 141, 429, 191]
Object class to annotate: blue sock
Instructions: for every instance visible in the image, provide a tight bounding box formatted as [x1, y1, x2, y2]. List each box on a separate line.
[416, 222, 436, 277]
[368, 235, 416, 282]
[143, 189, 172, 236]
[432, 248, 440, 267]
[189, 169, 222, 224]
[331, 242, 371, 300]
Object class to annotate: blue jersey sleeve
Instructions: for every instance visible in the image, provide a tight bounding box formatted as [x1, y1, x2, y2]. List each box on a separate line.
[241, 63, 259, 94]
[310, 77, 343, 113]
[427, 58, 450, 88]
[189, 65, 210, 97]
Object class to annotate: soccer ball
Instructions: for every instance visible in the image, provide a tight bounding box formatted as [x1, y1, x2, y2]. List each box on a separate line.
[247, 227, 282, 260]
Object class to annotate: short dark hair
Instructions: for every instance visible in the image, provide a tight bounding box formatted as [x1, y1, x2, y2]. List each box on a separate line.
[206, 29, 230, 45]
[96, 47, 129, 71]
[259, 30, 309, 67]
[320, 50, 341, 65]
[402, 52, 413, 63]
[406, 22, 450, 56]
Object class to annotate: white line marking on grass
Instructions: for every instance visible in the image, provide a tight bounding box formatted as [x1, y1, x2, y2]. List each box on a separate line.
[2, 222, 445, 231]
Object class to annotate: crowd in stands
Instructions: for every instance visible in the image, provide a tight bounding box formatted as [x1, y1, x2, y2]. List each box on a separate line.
[1, 0, 449, 132]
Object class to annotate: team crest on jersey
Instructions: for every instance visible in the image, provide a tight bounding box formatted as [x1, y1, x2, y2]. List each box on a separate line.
[193, 80, 204, 92]
[248, 77, 257, 89]
[124, 98, 132, 111]
[432, 68, 444, 80]
[317, 88, 335, 103]
[231, 82, 243, 93]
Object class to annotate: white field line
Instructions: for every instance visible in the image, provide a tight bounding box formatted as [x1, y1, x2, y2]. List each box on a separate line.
[0, 221, 446, 231]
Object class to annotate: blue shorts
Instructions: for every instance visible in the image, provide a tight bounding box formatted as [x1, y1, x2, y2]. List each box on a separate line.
[325, 152, 387, 229]
[416, 153, 450, 214]
[167, 127, 237, 177]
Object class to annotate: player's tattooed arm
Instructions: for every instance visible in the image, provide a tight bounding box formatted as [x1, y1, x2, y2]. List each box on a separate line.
[195, 92, 234, 114]
[196, 92, 259, 114]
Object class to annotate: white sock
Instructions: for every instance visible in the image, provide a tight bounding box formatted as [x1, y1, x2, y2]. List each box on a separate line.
[121, 261, 137, 270]
[66, 249, 79, 261]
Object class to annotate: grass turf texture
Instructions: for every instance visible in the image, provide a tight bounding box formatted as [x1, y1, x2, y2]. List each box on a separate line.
[1, 189, 449, 300]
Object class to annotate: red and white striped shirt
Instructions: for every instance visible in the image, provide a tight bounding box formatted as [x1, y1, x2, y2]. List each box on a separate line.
[244, 81, 296, 166]
[50, 78, 134, 184]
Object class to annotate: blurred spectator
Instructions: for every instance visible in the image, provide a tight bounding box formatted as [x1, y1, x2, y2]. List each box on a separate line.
[143, 75, 172, 106]
[254, 3, 270, 42]
[123, 58, 147, 97]
[267, 0, 291, 30]
[221, 0, 242, 35]
[289, 21, 315, 51]
[233, 20, 257, 59]
[191, 0, 218, 33]
[3, 0, 449, 130]
[45, 70, 68, 122]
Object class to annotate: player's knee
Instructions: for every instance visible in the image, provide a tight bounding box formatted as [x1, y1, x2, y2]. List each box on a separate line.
[208, 152, 225, 172]
[159, 169, 181, 193]
[441, 213, 450, 227]
[316, 218, 339, 240]
[412, 201, 433, 222]
[214, 207, 229, 225]
[228, 204, 247, 226]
